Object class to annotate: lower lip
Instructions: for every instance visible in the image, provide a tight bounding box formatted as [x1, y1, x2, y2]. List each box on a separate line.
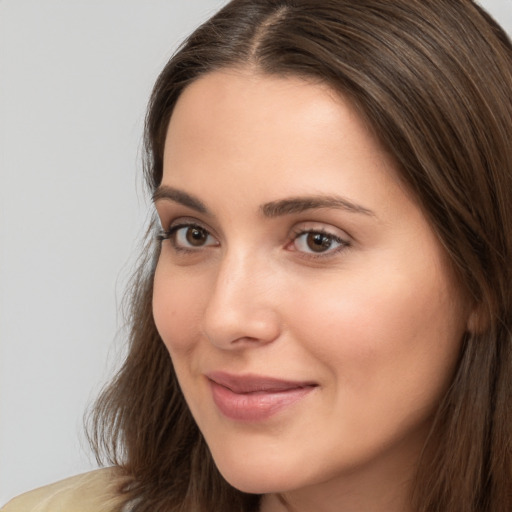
[209, 381, 315, 422]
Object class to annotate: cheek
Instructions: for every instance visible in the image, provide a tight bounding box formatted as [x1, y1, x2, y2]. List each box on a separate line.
[152, 263, 206, 356]
[289, 264, 466, 406]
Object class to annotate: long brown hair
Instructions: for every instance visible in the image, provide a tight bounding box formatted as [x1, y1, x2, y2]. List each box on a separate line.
[89, 1, 512, 511]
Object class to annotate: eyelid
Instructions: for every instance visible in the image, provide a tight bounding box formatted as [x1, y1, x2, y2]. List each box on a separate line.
[157, 215, 212, 235]
[290, 221, 351, 241]
[287, 222, 351, 257]
[156, 216, 351, 259]
[157, 217, 219, 248]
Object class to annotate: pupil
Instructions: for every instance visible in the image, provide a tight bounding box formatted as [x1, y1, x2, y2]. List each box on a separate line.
[307, 233, 331, 252]
[187, 228, 206, 246]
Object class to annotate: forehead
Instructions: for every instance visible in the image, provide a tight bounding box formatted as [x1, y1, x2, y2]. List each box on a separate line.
[159, 69, 428, 241]
[163, 68, 397, 187]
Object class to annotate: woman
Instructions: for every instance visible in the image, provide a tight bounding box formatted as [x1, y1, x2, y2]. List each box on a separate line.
[3, 0, 511, 511]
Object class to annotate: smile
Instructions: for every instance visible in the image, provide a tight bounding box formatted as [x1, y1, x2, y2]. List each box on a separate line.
[206, 372, 318, 422]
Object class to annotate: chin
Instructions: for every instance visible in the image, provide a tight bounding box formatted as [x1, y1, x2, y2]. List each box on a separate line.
[210, 448, 310, 495]
[219, 467, 290, 495]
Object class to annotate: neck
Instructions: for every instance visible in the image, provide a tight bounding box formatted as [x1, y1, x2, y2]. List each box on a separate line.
[260, 477, 412, 512]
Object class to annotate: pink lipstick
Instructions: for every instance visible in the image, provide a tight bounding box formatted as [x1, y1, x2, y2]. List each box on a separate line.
[206, 372, 317, 422]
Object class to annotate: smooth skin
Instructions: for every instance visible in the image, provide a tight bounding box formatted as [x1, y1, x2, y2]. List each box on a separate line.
[152, 69, 473, 512]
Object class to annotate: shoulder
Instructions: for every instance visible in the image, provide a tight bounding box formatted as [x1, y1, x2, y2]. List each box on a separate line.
[1, 468, 126, 512]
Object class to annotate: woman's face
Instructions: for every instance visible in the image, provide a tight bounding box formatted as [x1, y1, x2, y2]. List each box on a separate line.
[153, 69, 471, 507]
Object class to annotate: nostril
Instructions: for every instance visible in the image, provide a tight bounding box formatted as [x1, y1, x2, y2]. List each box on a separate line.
[201, 309, 281, 350]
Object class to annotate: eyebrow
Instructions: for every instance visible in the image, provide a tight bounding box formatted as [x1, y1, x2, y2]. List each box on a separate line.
[261, 195, 375, 217]
[153, 186, 209, 214]
[153, 185, 375, 218]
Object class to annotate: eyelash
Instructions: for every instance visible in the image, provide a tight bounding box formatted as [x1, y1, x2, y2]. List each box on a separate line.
[157, 222, 351, 258]
[157, 222, 217, 253]
[288, 227, 350, 258]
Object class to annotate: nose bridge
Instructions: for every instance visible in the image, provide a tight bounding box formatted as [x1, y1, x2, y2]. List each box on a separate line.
[218, 246, 266, 298]
[202, 245, 280, 348]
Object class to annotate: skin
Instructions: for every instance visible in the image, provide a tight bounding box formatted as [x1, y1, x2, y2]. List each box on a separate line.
[152, 68, 473, 512]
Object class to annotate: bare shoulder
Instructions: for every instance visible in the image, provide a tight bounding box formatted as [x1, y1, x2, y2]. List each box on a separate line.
[1, 467, 126, 512]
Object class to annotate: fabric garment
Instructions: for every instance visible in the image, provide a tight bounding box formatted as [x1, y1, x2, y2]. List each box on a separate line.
[1, 468, 124, 512]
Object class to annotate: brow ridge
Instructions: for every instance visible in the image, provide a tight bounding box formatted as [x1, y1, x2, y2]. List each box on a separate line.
[152, 185, 208, 214]
[261, 195, 375, 217]
[153, 186, 374, 218]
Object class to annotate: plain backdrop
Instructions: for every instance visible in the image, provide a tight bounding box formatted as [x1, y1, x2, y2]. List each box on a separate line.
[0, 0, 511, 505]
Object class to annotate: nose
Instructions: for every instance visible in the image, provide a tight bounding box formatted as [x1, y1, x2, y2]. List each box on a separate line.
[201, 251, 281, 349]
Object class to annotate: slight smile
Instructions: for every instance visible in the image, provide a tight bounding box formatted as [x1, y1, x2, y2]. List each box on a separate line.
[206, 372, 318, 422]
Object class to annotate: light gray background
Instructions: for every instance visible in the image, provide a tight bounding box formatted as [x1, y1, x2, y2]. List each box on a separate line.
[1, 0, 510, 505]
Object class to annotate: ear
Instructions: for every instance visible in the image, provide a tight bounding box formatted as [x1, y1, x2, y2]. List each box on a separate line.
[466, 301, 490, 334]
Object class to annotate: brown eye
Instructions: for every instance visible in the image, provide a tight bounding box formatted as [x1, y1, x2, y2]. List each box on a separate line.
[292, 230, 348, 255]
[185, 227, 208, 246]
[306, 233, 333, 252]
[166, 224, 218, 250]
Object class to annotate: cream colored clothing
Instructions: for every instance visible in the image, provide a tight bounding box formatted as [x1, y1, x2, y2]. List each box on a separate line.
[1, 468, 125, 512]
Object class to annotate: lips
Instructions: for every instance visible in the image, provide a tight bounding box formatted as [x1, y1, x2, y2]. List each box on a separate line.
[206, 371, 318, 421]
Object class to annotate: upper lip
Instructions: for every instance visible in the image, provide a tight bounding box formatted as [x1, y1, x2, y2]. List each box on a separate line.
[206, 371, 318, 394]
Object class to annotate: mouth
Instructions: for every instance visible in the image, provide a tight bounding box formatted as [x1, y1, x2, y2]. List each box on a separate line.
[206, 371, 318, 422]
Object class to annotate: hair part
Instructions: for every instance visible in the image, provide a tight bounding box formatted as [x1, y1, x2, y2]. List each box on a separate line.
[89, 2, 512, 511]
